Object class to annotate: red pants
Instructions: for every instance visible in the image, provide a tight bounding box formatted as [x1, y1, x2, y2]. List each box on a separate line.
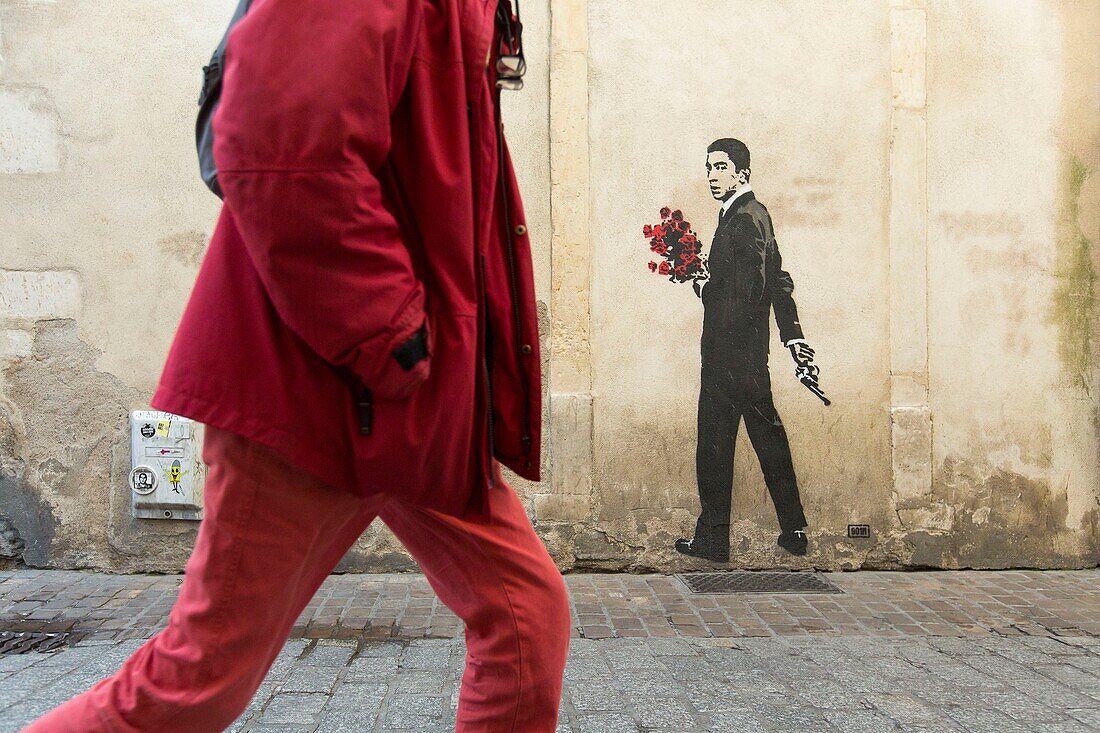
[23, 425, 572, 732]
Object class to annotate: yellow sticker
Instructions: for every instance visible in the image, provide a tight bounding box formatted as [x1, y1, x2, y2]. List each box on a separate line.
[155, 419, 171, 438]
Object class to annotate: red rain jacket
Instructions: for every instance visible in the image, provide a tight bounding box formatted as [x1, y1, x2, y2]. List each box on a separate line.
[151, 0, 541, 522]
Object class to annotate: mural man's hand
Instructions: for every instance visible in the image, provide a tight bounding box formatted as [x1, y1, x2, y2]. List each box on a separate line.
[787, 340, 814, 367]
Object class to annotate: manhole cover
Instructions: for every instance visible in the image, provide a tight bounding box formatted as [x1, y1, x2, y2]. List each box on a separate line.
[678, 571, 843, 594]
[0, 631, 76, 655]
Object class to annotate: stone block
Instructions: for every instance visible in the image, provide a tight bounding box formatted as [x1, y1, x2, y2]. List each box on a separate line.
[0, 270, 80, 321]
[0, 329, 32, 364]
[534, 492, 592, 523]
[891, 405, 932, 499]
[891, 7, 927, 109]
[0, 88, 60, 174]
[549, 391, 592, 496]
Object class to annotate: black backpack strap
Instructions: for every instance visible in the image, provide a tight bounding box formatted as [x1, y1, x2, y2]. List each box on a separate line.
[196, 0, 253, 198]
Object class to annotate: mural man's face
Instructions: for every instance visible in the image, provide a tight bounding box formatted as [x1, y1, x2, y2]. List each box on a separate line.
[706, 151, 747, 201]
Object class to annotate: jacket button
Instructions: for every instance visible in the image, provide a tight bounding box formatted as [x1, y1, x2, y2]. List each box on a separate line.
[520, 344, 532, 354]
[514, 224, 527, 236]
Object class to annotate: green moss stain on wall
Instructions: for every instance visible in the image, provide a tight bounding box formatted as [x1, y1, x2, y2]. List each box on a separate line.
[1051, 156, 1096, 391]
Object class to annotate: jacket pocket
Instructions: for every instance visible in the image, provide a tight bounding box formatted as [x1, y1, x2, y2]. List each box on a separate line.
[353, 309, 433, 435]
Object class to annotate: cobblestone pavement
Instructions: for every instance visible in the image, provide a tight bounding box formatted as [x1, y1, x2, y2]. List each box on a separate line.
[0, 569, 1097, 731]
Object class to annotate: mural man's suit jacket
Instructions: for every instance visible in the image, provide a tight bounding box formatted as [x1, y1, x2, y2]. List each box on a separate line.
[700, 190, 804, 372]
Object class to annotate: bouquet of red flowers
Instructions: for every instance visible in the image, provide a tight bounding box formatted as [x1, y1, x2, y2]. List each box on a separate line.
[643, 207, 709, 285]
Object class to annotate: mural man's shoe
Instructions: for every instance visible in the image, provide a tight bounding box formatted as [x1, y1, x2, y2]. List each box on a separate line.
[674, 536, 730, 563]
[777, 528, 809, 556]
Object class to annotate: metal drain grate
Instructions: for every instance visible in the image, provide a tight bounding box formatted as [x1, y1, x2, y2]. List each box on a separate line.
[678, 571, 843, 594]
[0, 631, 76, 655]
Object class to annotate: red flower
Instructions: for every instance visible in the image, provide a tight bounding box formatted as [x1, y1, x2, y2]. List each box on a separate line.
[680, 251, 696, 263]
[658, 261, 670, 275]
[648, 261, 658, 272]
[659, 206, 671, 219]
[642, 224, 652, 237]
[674, 264, 687, 276]
[651, 242, 669, 255]
[671, 209, 683, 222]
[682, 233, 696, 245]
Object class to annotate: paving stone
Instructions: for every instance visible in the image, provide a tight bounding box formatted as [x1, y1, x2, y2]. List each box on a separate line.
[303, 641, 357, 667]
[564, 657, 613, 682]
[703, 705, 781, 732]
[1030, 722, 1098, 733]
[944, 707, 1042, 733]
[796, 679, 870, 710]
[381, 694, 445, 728]
[610, 666, 678, 696]
[0, 698, 65, 732]
[759, 706, 844, 732]
[860, 692, 944, 726]
[316, 705, 386, 733]
[255, 693, 329, 725]
[279, 666, 340, 694]
[568, 684, 625, 713]
[399, 640, 451, 670]
[1066, 706, 1100, 727]
[0, 654, 45, 673]
[628, 695, 695, 728]
[822, 708, 905, 733]
[345, 654, 399, 682]
[391, 668, 446, 694]
[355, 640, 405, 658]
[574, 712, 639, 733]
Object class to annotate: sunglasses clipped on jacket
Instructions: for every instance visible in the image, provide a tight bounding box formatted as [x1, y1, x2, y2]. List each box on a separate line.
[495, 0, 526, 90]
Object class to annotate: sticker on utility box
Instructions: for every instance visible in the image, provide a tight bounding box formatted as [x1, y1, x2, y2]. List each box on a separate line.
[129, 410, 204, 520]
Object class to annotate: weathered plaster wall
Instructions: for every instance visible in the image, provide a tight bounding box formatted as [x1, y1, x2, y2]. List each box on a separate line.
[555, 0, 1097, 571]
[0, 0, 242, 571]
[1, 0, 1097, 572]
[579, 0, 895, 569]
[916, 0, 1100, 567]
[0, 0, 550, 573]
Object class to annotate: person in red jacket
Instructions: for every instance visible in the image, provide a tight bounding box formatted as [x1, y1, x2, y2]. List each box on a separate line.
[23, 1, 571, 731]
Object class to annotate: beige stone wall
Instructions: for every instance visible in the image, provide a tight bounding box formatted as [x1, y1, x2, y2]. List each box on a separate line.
[919, 0, 1100, 567]
[0, 0, 1096, 572]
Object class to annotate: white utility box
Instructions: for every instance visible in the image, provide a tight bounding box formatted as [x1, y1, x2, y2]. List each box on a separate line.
[129, 410, 204, 520]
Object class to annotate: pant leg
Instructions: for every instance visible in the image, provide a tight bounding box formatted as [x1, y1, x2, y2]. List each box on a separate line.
[22, 425, 389, 733]
[693, 365, 742, 545]
[377, 462, 571, 733]
[741, 392, 808, 533]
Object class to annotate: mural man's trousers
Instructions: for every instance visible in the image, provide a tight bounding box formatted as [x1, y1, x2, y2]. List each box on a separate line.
[22, 424, 572, 733]
[694, 362, 809, 545]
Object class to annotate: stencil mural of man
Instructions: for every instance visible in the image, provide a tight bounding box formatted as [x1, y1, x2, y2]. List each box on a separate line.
[675, 138, 813, 562]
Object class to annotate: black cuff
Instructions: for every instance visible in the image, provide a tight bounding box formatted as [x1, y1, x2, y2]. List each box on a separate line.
[391, 325, 429, 371]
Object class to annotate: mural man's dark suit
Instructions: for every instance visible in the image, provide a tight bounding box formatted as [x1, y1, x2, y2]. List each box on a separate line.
[676, 142, 812, 561]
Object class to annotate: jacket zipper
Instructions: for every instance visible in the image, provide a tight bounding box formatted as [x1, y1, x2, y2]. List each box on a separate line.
[493, 101, 533, 460]
[357, 386, 372, 435]
[481, 254, 496, 488]
[470, 100, 495, 490]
